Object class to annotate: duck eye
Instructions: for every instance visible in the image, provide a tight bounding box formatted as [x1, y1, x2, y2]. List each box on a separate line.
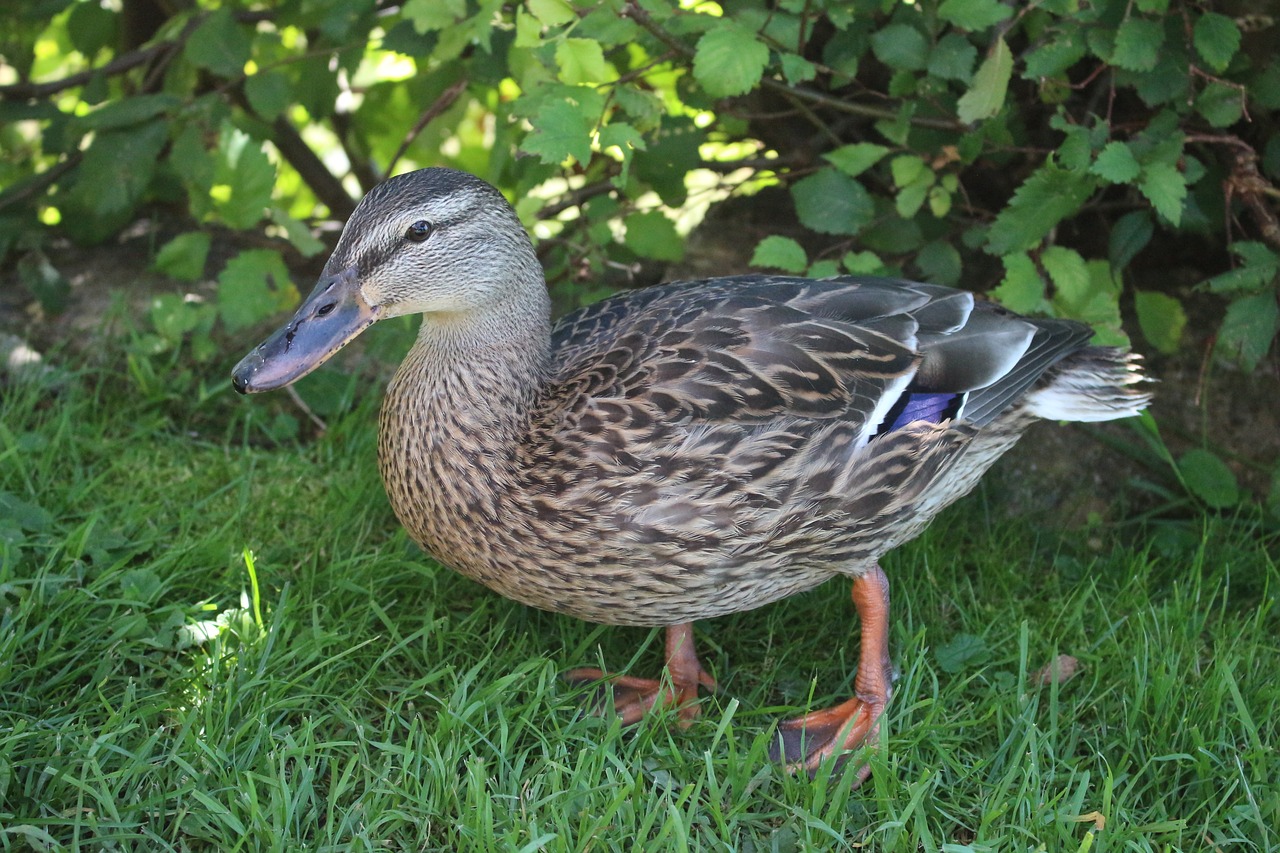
[405, 220, 433, 242]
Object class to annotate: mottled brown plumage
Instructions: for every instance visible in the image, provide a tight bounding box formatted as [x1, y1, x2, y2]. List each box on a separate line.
[233, 168, 1150, 779]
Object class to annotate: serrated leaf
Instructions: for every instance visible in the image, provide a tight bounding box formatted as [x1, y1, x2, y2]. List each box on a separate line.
[245, 72, 291, 121]
[823, 143, 889, 178]
[78, 95, 179, 132]
[184, 8, 251, 78]
[693, 25, 769, 98]
[1203, 243, 1278, 294]
[928, 33, 977, 82]
[986, 165, 1096, 255]
[0, 492, 54, 533]
[522, 98, 595, 165]
[1195, 81, 1244, 128]
[936, 633, 990, 674]
[149, 293, 205, 342]
[598, 122, 646, 185]
[791, 169, 875, 236]
[1111, 17, 1163, 72]
[780, 53, 817, 84]
[957, 37, 1012, 124]
[870, 24, 928, 72]
[403, 0, 467, 32]
[1024, 30, 1087, 79]
[72, 122, 168, 216]
[915, 240, 962, 286]
[556, 38, 609, 84]
[843, 251, 885, 274]
[624, 211, 682, 262]
[1134, 290, 1186, 354]
[992, 253, 1048, 314]
[269, 208, 326, 258]
[154, 232, 212, 281]
[1178, 449, 1239, 508]
[751, 236, 808, 273]
[938, 0, 1013, 31]
[1109, 210, 1154, 272]
[1193, 13, 1240, 73]
[212, 130, 276, 229]
[1042, 245, 1089, 300]
[1139, 161, 1186, 226]
[528, 0, 575, 27]
[1090, 141, 1141, 183]
[216, 250, 298, 331]
[1215, 292, 1280, 371]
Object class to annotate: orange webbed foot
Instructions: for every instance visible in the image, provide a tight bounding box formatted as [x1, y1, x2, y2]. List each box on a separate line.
[771, 564, 895, 783]
[564, 622, 716, 727]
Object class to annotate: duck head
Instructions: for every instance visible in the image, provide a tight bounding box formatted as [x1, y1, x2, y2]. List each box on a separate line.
[231, 167, 542, 394]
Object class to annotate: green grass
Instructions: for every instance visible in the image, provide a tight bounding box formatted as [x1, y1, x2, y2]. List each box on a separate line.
[1, 358, 1277, 852]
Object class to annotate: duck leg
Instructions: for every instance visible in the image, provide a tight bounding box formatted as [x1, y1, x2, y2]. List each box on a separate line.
[565, 622, 717, 727]
[770, 563, 894, 782]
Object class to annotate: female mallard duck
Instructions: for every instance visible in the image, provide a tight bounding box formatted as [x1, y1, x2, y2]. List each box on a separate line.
[233, 167, 1148, 780]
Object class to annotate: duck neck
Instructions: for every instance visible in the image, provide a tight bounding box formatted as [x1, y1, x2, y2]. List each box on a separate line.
[382, 290, 553, 452]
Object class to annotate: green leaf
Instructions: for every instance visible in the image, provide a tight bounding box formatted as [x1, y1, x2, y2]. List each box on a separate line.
[528, 0, 576, 27]
[1042, 246, 1089, 301]
[915, 240, 962, 286]
[751, 236, 808, 273]
[780, 54, 817, 84]
[75, 94, 178, 132]
[693, 25, 769, 98]
[269, 208, 326, 258]
[522, 98, 595, 166]
[67, 2, 119, 56]
[1178, 449, 1239, 508]
[556, 38, 609, 85]
[216, 250, 298, 331]
[1023, 30, 1087, 79]
[184, 8, 252, 78]
[598, 122, 646, 184]
[938, 0, 1013, 31]
[957, 37, 1012, 124]
[823, 143, 889, 178]
[0, 491, 54, 533]
[1195, 81, 1244, 128]
[1111, 17, 1164, 72]
[936, 633, 989, 674]
[624, 211, 682, 262]
[72, 122, 168, 216]
[928, 33, 977, 82]
[1139, 161, 1186, 226]
[1193, 13, 1241, 73]
[1216, 292, 1280, 371]
[791, 169, 875, 236]
[245, 72, 292, 121]
[986, 165, 1096, 255]
[870, 24, 928, 72]
[890, 155, 928, 188]
[154, 233, 212, 282]
[212, 129, 276, 229]
[403, 0, 467, 32]
[1109, 210, 1154, 272]
[1203, 242, 1278, 294]
[992, 253, 1048, 314]
[149, 293, 206, 343]
[1090, 141, 1141, 183]
[1134, 290, 1186, 354]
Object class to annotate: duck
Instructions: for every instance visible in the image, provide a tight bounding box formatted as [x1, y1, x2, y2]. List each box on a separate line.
[232, 167, 1149, 781]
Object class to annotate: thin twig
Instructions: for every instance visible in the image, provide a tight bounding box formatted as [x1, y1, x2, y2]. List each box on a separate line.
[386, 77, 469, 176]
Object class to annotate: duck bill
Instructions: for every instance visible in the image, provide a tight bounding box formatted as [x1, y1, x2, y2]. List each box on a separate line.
[231, 267, 378, 395]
